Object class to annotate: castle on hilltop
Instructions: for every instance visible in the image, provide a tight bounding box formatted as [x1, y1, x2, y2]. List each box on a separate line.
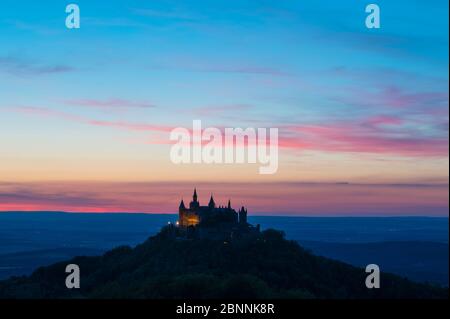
[175, 189, 260, 239]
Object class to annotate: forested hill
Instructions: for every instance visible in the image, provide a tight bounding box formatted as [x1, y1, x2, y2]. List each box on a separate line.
[0, 227, 447, 299]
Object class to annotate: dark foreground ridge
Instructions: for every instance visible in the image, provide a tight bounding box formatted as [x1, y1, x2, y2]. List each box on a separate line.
[0, 226, 447, 299]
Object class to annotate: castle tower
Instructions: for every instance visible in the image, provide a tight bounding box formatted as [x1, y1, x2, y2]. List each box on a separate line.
[179, 199, 186, 211]
[228, 200, 231, 210]
[190, 188, 200, 209]
[239, 206, 247, 224]
[208, 194, 216, 209]
[178, 199, 185, 226]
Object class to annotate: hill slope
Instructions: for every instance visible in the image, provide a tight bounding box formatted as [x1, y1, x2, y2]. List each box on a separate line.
[0, 228, 447, 299]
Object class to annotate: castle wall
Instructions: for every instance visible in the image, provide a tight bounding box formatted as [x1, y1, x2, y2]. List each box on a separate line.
[179, 209, 200, 227]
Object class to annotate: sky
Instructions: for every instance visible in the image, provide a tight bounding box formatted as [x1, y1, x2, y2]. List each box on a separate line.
[0, 0, 448, 215]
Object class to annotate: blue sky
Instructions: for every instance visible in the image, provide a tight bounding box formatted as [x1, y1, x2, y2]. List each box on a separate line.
[0, 0, 448, 214]
[1, 1, 447, 116]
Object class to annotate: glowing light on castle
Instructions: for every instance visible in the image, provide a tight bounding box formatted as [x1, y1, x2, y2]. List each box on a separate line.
[178, 189, 248, 228]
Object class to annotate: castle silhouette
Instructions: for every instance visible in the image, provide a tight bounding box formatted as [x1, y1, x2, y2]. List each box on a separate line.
[176, 189, 260, 239]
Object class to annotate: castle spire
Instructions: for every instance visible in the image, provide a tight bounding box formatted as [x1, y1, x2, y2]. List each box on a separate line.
[208, 194, 215, 208]
[228, 199, 231, 209]
[193, 188, 198, 202]
[179, 199, 185, 209]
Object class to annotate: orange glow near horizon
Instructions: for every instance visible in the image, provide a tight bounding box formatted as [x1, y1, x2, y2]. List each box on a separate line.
[0, 181, 448, 216]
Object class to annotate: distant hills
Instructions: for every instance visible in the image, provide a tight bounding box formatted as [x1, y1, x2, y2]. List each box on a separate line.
[0, 248, 104, 280]
[0, 213, 448, 286]
[301, 241, 449, 286]
[0, 227, 447, 299]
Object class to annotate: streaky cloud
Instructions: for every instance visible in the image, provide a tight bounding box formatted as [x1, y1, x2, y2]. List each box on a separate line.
[64, 98, 156, 110]
[0, 55, 75, 76]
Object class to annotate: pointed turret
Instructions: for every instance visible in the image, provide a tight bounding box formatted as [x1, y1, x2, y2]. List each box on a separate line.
[193, 188, 198, 202]
[208, 194, 216, 209]
[227, 200, 231, 209]
[179, 199, 186, 209]
[189, 188, 200, 209]
[239, 206, 247, 224]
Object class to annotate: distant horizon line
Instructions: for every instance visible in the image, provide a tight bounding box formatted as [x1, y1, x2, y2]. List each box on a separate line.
[0, 210, 448, 218]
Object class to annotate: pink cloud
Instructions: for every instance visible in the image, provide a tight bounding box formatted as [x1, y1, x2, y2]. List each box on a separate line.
[7, 106, 449, 157]
[334, 86, 449, 110]
[281, 118, 448, 157]
[0, 181, 448, 216]
[377, 87, 449, 108]
[362, 115, 403, 127]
